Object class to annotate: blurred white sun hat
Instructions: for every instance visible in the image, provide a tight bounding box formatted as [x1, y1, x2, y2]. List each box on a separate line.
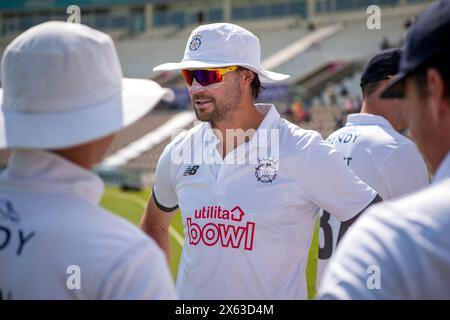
[153, 23, 290, 83]
[0, 21, 174, 149]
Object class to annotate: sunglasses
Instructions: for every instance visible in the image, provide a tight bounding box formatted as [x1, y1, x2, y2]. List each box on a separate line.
[181, 66, 239, 87]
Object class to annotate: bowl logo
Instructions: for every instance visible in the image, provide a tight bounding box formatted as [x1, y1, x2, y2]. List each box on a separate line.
[189, 35, 202, 51]
[255, 158, 278, 183]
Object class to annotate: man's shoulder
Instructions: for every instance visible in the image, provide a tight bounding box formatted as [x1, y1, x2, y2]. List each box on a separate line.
[53, 199, 165, 282]
[277, 117, 323, 150]
[393, 179, 449, 215]
[78, 200, 153, 245]
[1, 192, 162, 284]
[366, 179, 450, 233]
[328, 122, 408, 146]
[28, 193, 154, 249]
[327, 123, 420, 162]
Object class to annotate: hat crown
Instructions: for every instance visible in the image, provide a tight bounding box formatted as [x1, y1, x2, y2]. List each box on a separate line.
[182, 23, 261, 67]
[1, 21, 123, 113]
[360, 48, 401, 85]
[401, 0, 450, 72]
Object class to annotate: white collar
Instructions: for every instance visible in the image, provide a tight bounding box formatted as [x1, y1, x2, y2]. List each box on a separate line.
[253, 104, 281, 131]
[433, 151, 450, 183]
[346, 113, 394, 130]
[0, 149, 104, 204]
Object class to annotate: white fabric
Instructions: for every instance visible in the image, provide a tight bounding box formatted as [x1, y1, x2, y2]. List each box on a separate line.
[0, 150, 176, 299]
[316, 114, 429, 287]
[318, 152, 450, 300]
[153, 23, 290, 83]
[153, 104, 377, 299]
[0, 21, 174, 149]
[433, 151, 450, 182]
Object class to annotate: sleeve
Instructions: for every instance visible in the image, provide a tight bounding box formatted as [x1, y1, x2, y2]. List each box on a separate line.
[317, 205, 413, 300]
[305, 136, 377, 222]
[381, 143, 430, 198]
[98, 240, 177, 300]
[153, 143, 179, 212]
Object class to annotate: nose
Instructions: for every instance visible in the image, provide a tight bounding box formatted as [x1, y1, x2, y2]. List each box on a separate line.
[188, 78, 205, 95]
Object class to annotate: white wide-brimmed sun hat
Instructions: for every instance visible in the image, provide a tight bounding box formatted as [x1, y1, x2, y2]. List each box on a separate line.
[153, 23, 290, 83]
[0, 21, 174, 149]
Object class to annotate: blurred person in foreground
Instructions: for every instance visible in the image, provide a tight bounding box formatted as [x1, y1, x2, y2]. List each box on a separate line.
[0, 22, 176, 299]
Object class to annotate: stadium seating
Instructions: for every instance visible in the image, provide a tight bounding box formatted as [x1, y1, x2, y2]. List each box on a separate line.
[104, 110, 182, 158]
[273, 15, 408, 81]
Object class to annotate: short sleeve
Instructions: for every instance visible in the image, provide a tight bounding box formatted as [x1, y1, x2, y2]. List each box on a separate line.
[153, 143, 179, 212]
[381, 143, 429, 198]
[98, 240, 177, 300]
[305, 136, 377, 222]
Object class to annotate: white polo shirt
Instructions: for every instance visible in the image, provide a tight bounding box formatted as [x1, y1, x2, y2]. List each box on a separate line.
[316, 114, 429, 287]
[153, 104, 377, 300]
[318, 152, 450, 299]
[0, 150, 176, 300]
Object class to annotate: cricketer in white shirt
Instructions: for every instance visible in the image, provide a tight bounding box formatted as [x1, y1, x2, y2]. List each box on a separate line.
[316, 113, 429, 287]
[0, 150, 176, 300]
[318, 151, 450, 299]
[153, 104, 379, 299]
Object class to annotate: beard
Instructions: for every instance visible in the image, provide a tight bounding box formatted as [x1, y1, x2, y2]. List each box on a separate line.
[192, 84, 242, 123]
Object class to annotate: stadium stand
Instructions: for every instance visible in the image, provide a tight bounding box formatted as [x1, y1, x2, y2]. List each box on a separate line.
[103, 110, 183, 158]
[290, 60, 363, 100]
[102, 111, 195, 168]
[291, 106, 344, 139]
[273, 15, 410, 81]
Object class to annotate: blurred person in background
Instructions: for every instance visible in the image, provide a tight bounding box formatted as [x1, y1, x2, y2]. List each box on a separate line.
[316, 48, 429, 289]
[319, 0, 450, 299]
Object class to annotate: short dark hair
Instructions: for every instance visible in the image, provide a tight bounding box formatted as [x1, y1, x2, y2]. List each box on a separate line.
[410, 61, 450, 101]
[361, 81, 382, 98]
[238, 67, 264, 99]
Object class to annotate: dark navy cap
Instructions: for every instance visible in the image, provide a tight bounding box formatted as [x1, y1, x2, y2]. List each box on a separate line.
[360, 49, 402, 87]
[381, 0, 450, 99]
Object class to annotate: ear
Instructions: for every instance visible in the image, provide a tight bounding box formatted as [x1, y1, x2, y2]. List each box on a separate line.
[240, 69, 255, 85]
[427, 68, 449, 121]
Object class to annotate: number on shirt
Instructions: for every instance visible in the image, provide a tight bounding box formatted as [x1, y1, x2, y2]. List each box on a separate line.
[318, 210, 346, 260]
[318, 211, 333, 259]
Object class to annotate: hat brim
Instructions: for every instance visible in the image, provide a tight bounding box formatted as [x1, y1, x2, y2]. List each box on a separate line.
[154, 61, 290, 83]
[0, 78, 174, 149]
[380, 72, 408, 99]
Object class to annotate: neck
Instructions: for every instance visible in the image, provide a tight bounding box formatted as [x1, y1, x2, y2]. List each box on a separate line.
[360, 103, 400, 131]
[213, 103, 264, 132]
[51, 149, 94, 170]
[212, 102, 265, 158]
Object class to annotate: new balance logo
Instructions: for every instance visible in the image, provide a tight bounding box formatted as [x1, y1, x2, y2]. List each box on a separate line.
[183, 165, 200, 176]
